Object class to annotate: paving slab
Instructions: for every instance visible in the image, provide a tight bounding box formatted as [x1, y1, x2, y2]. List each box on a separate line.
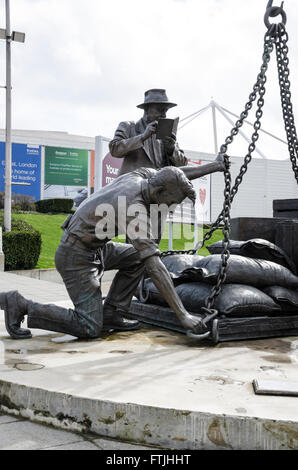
[0, 419, 86, 450]
[0, 413, 158, 450]
[0, 271, 112, 300]
[0, 271, 69, 303]
[1, 272, 298, 449]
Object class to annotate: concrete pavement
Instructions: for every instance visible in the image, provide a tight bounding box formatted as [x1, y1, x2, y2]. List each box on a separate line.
[1, 271, 298, 449]
[0, 413, 155, 450]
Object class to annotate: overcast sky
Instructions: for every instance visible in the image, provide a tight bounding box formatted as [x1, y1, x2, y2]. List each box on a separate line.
[1, 0, 298, 159]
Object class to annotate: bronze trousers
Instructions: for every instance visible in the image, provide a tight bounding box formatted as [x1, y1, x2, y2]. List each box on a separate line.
[27, 234, 144, 339]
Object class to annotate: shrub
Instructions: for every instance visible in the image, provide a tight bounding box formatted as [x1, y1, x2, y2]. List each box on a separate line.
[0, 214, 42, 271]
[35, 198, 74, 214]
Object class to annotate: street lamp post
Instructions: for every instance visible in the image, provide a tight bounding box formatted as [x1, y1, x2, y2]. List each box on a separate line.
[4, 0, 12, 233]
[0, 0, 25, 232]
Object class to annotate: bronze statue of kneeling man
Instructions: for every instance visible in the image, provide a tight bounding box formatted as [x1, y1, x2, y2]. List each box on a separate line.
[0, 156, 225, 340]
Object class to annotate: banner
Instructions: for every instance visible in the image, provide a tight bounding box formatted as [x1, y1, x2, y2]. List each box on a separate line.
[90, 150, 95, 192]
[94, 136, 123, 190]
[102, 152, 122, 187]
[45, 146, 88, 186]
[169, 159, 211, 224]
[0, 142, 41, 201]
[188, 159, 211, 223]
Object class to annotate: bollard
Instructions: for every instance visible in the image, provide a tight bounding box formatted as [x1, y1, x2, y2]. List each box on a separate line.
[0, 227, 4, 271]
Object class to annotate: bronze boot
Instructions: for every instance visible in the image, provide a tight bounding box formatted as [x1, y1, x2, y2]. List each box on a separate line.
[0, 291, 32, 339]
[103, 304, 140, 332]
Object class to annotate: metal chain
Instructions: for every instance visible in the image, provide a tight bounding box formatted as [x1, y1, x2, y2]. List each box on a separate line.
[185, 154, 233, 337]
[204, 153, 232, 313]
[197, 32, 275, 330]
[161, 31, 275, 261]
[156, 31, 275, 337]
[275, 24, 298, 182]
[195, 16, 298, 334]
[147, 6, 298, 338]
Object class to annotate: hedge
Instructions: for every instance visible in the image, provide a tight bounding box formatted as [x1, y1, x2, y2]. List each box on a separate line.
[0, 215, 42, 271]
[35, 198, 74, 214]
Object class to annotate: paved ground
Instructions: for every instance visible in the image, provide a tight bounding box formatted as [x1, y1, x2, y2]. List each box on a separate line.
[0, 413, 155, 450]
[0, 270, 113, 301]
[1, 271, 298, 449]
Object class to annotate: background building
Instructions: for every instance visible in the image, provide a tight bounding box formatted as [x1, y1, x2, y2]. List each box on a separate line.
[0, 129, 296, 220]
[0, 129, 95, 205]
[187, 150, 298, 222]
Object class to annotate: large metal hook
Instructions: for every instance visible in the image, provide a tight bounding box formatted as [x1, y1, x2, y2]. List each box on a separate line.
[186, 330, 211, 340]
[264, 0, 287, 30]
[185, 308, 219, 340]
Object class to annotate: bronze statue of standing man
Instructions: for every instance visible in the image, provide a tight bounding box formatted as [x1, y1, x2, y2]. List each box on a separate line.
[109, 89, 187, 175]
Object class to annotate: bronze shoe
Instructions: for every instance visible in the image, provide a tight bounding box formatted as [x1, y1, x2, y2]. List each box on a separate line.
[0, 291, 32, 339]
[103, 307, 140, 332]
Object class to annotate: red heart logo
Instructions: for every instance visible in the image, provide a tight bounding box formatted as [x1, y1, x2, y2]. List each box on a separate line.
[199, 188, 206, 206]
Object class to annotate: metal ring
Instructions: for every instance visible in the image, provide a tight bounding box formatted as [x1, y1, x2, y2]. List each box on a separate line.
[264, 7, 287, 30]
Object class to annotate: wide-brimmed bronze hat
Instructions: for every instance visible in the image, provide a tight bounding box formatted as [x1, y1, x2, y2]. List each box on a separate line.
[137, 89, 177, 110]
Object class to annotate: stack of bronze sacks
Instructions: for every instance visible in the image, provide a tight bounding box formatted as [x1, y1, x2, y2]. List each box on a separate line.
[141, 239, 298, 318]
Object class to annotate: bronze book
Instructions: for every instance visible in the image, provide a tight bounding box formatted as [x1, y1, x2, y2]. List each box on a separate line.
[156, 117, 179, 140]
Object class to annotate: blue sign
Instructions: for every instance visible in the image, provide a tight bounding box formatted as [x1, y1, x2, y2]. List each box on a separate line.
[0, 142, 41, 201]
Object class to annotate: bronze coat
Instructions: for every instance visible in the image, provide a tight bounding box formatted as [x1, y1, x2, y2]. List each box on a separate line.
[109, 119, 187, 175]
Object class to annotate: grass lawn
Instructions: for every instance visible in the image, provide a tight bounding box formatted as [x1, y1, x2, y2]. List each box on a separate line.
[12, 212, 224, 269]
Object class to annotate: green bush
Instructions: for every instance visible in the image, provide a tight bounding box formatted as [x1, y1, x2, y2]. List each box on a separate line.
[35, 198, 74, 214]
[0, 214, 42, 271]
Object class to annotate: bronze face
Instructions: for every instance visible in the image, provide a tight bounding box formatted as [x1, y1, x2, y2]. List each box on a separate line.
[144, 103, 169, 123]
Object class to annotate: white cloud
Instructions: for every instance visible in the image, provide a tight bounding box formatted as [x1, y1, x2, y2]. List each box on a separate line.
[0, 0, 297, 159]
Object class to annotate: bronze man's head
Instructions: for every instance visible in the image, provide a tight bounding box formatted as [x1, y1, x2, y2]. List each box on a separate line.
[148, 167, 196, 207]
[137, 89, 177, 123]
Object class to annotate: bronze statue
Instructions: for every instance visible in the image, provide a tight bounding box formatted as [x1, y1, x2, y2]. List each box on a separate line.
[0, 158, 225, 340]
[109, 89, 187, 175]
